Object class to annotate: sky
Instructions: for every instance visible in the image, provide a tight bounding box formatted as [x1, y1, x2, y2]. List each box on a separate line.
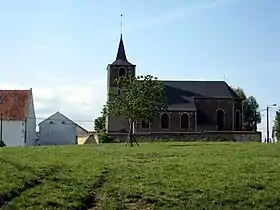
[0, 0, 279, 138]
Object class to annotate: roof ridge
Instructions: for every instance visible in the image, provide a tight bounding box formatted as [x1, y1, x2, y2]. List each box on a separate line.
[163, 80, 237, 99]
[0, 89, 31, 91]
[38, 112, 88, 132]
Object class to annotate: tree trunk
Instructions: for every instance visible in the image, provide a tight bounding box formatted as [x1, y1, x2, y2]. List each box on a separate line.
[128, 119, 134, 147]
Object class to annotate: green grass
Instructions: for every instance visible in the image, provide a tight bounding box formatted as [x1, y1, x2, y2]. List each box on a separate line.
[1, 142, 280, 209]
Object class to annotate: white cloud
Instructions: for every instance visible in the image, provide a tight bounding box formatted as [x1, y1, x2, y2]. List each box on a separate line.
[34, 82, 106, 130]
[0, 72, 107, 131]
[0, 83, 26, 90]
[36, 72, 64, 83]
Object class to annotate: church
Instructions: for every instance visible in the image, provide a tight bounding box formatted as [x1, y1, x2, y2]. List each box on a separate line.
[106, 35, 243, 134]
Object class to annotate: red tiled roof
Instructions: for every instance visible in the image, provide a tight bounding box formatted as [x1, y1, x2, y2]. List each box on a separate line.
[0, 90, 31, 121]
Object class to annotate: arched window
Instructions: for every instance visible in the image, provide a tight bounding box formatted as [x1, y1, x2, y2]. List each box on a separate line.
[119, 67, 126, 77]
[180, 113, 190, 130]
[235, 110, 241, 130]
[141, 120, 150, 129]
[216, 109, 225, 131]
[161, 113, 169, 129]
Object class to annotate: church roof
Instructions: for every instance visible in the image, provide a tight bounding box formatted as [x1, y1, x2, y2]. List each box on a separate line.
[111, 35, 134, 66]
[163, 80, 240, 110]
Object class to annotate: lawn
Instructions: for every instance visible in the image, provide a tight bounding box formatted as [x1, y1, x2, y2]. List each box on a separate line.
[0, 142, 280, 209]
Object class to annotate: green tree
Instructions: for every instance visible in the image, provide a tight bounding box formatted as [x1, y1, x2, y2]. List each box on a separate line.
[106, 74, 167, 146]
[94, 105, 107, 134]
[274, 111, 280, 142]
[233, 87, 261, 131]
[233, 87, 246, 101]
[244, 96, 261, 131]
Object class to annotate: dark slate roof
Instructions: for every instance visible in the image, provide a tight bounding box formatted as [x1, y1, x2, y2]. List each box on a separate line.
[167, 96, 197, 111]
[111, 35, 134, 66]
[163, 80, 240, 110]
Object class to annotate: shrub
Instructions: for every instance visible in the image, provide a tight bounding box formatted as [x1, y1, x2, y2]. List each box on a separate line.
[100, 132, 114, 143]
[94, 105, 107, 134]
[0, 140, 6, 147]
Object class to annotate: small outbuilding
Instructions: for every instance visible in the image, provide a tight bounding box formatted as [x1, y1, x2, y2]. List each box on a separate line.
[38, 112, 88, 145]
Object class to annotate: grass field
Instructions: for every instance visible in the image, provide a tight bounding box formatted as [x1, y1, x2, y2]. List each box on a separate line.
[0, 142, 280, 209]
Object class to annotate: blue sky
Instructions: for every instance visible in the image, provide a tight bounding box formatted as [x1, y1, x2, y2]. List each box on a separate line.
[0, 0, 279, 137]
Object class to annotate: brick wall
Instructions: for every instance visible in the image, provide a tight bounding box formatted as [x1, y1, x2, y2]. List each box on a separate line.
[195, 98, 242, 131]
[107, 98, 243, 134]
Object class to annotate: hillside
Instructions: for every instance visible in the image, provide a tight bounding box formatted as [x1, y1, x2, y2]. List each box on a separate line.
[0, 142, 280, 209]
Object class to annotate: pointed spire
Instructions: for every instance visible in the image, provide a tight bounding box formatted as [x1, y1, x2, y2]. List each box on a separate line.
[111, 34, 133, 66]
[110, 14, 134, 66]
[116, 14, 127, 62]
[116, 34, 128, 61]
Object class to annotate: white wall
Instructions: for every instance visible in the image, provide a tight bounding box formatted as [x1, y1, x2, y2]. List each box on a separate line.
[26, 90, 36, 146]
[0, 120, 25, 147]
[76, 125, 88, 136]
[39, 122, 76, 145]
[38, 112, 77, 145]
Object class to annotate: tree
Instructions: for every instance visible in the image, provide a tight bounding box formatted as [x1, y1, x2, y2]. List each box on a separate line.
[274, 111, 280, 142]
[0, 140, 5, 147]
[94, 105, 107, 134]
[233, 87, 261, 131]
[233, 87, 246, 101]
[106, 74, 167, 146]
[94, 106, 114, 143]
[243, 96, 261, 131]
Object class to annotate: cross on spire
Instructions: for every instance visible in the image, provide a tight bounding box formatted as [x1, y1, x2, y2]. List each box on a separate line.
[120, 14, 123, 35]
[110, 14, 134, 66]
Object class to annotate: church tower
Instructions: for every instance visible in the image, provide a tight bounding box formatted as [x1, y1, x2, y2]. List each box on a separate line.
[106, 35, 136, 133]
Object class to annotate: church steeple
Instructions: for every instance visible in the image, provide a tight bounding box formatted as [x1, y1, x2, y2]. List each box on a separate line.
[116, 35, 128, 61]
[106, 15, 136, 134]
[111, 35, 133, 66]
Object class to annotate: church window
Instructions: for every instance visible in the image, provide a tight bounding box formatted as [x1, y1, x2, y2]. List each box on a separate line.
[216, 109, 225, 131]
[180, 113, 190, 130]
[0, 96, 3, 103]
[235, 110, 241, 130]
[161, 113, 169, 129]
[119, 67, 126, 77]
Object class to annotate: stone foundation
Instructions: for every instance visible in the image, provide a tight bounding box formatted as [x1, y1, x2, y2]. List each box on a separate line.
[107, 131, 262, 143]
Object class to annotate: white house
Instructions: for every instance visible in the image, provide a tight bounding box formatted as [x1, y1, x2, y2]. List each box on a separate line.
[38, 112, 88, 145]
[0, 89, 36, 147]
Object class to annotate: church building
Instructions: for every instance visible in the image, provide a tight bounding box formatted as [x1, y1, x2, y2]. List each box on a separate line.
[106, 35, 243, 134]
